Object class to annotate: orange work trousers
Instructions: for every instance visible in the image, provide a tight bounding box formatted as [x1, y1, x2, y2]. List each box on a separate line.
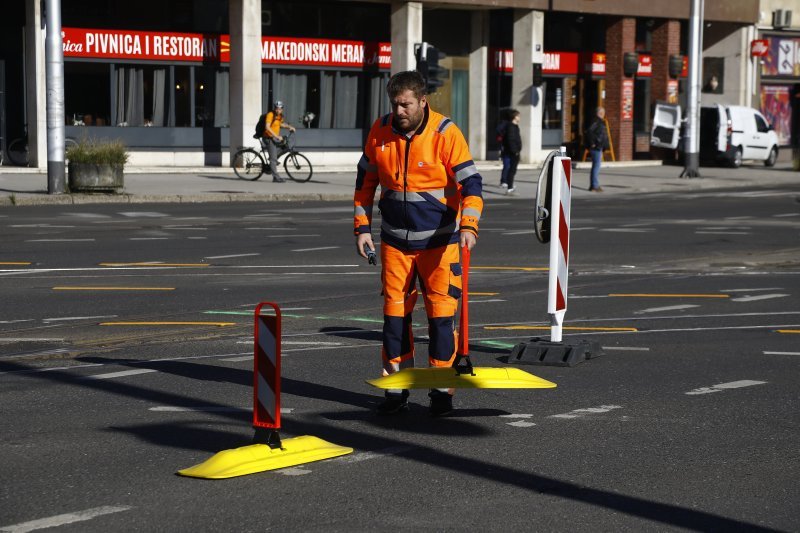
[380, 242, 462, 380]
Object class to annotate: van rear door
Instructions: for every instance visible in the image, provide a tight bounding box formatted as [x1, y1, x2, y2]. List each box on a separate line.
[650, 102, 681, 149]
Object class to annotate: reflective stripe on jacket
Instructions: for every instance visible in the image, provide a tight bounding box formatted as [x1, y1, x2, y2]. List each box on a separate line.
[353, 105, 483, 251]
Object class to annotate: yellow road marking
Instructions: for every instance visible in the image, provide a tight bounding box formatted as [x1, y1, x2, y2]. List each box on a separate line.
[471, 292, 499, 296]
[484, 325, 638, 332]
[609, 294, 729, 298]
[777, 329, 800, 334]
[99, 262, 210, 267]
[0, 262, 32, 265]
[100, 321, 235, 327]
[53, 287, 176, 291]
[472, 266, 548, 272]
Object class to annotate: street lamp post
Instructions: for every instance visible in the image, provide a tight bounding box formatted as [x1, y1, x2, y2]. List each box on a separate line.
[681, 0, 704, 178]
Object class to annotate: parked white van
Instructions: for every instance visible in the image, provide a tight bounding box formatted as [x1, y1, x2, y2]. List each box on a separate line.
[651, 103, 779, 168]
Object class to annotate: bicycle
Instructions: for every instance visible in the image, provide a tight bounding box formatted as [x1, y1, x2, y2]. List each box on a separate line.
[233, 131, 313, 182]
[7, 132, 78, 167]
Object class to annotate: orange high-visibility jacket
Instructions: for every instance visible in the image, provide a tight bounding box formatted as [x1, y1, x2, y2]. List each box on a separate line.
[354, 105, 483, 251]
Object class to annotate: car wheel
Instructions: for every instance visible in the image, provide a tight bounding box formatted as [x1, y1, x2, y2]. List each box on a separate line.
[764, 146, 778, 167]
[731, 147, 743, 168]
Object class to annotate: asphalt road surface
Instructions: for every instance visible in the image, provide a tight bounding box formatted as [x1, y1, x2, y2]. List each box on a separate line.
[1, 182, 799, 532]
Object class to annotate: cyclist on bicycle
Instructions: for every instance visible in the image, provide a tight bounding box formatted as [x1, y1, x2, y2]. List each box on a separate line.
[257, 100, 296, 183]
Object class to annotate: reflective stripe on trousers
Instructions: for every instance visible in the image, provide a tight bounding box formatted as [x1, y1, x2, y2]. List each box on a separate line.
[380, 242, 462, 387]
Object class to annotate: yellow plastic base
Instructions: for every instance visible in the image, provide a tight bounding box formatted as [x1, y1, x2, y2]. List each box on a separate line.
[177, 435, 353, 479]
[366, 367, 557, 390]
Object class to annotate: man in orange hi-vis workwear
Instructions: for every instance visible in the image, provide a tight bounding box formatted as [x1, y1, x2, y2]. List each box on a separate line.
[354, 70, 483, 417]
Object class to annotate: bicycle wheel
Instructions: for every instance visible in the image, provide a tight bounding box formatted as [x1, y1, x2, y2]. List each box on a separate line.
[7, 138, 29, 167]
[283, 151, 312, 182]
[233, 149, 264, 180]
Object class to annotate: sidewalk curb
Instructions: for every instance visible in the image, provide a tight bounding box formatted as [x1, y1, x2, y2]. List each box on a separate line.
[0, 192, 354, 206]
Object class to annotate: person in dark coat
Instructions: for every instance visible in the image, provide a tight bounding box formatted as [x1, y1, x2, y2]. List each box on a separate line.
[499, 109, 522, 194]
[585, 106, 609, 192]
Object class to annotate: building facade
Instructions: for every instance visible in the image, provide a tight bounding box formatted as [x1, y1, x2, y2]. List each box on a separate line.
[2, 0, 777, 169]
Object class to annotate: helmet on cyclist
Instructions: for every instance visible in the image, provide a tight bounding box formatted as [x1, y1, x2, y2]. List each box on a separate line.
[274, 100, 284, 109]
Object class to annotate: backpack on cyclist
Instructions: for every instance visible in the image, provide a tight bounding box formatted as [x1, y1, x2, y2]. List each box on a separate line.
[253, 113, 267, 139]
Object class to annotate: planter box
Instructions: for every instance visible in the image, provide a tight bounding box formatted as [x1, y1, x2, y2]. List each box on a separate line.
[68, 163, 124, 192]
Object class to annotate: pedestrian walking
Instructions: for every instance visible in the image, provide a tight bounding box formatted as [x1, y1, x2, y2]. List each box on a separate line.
[499, 109, 522, 194]
[353, 70, 484, 417]
[585, 106, 609, 192]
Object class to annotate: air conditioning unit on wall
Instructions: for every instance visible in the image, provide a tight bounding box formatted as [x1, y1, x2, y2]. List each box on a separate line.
[773, 9, 792, 29]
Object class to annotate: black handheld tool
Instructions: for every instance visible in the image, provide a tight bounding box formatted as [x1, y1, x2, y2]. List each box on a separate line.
[366, 249, 377, 265]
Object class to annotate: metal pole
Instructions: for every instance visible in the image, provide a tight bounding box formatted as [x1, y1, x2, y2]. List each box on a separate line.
[681, 0, 704, 178]
[45, 0, 66, 193]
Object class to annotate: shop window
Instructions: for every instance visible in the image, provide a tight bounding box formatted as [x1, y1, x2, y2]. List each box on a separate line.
[195, 66, 229, 127]
[64, 62, 111, 126]
[173, 66, 191, 127]
[542, 80, 563, 130]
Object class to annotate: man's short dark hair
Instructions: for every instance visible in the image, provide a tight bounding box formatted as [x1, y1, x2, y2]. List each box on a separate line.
[387, 70, 427, 100]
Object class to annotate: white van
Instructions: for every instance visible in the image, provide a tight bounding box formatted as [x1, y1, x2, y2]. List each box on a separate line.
[651, 103, 779, 168]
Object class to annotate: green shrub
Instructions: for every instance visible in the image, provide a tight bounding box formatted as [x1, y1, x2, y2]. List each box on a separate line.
[66, 138, 129, 166]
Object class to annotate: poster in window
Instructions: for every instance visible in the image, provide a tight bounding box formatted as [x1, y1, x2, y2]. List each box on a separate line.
[621, 79, 634, 121]
[702, 57, 724, 94]
[760, 85, 792, 146]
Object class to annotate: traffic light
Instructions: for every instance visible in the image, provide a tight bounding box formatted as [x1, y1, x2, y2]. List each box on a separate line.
[415, 42, 448, 94]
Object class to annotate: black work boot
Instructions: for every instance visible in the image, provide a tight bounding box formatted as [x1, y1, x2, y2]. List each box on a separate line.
[428, 390, 454, 417]
[377, 390, 409, 415]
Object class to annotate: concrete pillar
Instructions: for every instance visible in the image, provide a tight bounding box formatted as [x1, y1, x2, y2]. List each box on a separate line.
[229, 0, 262, 164]
[25, 0, 46, 169]
[605, 17, 636, 161]
[651, 20, 681, 105]
[390, 1, 422, 74]
[511, 9, 544, 164]
[468, 10, 489, 160]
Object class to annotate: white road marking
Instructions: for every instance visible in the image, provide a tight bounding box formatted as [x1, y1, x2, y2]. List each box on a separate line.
[85, 368, 158, 380]
[764, 351, 800, 356]
[275, 467, 313, 476]
[685, 380, 767, 395]
[773, 213, 799, 217]
[570, 227, 597, 231]
[500, 414, 533, 418]
[64, 212, 110, 218]
[119, 211, 168, 217]
[507, 420, 537, 427]
[501, 230, 536, 236]
[0, 320, 35, 324]
[130, 237, 169, 241]
[280, 341, 343, 346]
[731, 294, 788, 302]
[163, 226, 207, 231]
[339, 446, 414, 464]
[635, 304, 700, 314]
[149, 406, 293, 413]
[695, 231, 750, 235]
[43, 315, 116, 322]
[224, 355, 253, 361]
[550, 405, 622, 419]
[0, 505, 132, 532]
[292, 246, 340, 252]
[187, 237, 207, 239]
[26, 238, 95, 242]
[603, 346, 650, 351]
[10, 224, 76, 228]
[0, 338, 64, 342]
[722, 288, 783, 292]
[204, 253, 261, 259]
[601, 228, 655, 233]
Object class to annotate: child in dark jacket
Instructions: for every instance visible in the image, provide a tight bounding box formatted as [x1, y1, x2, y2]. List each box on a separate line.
[499, 109, 522, 194]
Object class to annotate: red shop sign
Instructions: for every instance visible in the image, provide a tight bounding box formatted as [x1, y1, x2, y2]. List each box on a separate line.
[750, 39, 769, 57]
[61, 27, 391, 69]
[491, 49, 581, 75]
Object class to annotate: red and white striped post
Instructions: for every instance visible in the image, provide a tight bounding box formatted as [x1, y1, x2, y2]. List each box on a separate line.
[253, 302, 282, 447]
[546, 157, 572, 343]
